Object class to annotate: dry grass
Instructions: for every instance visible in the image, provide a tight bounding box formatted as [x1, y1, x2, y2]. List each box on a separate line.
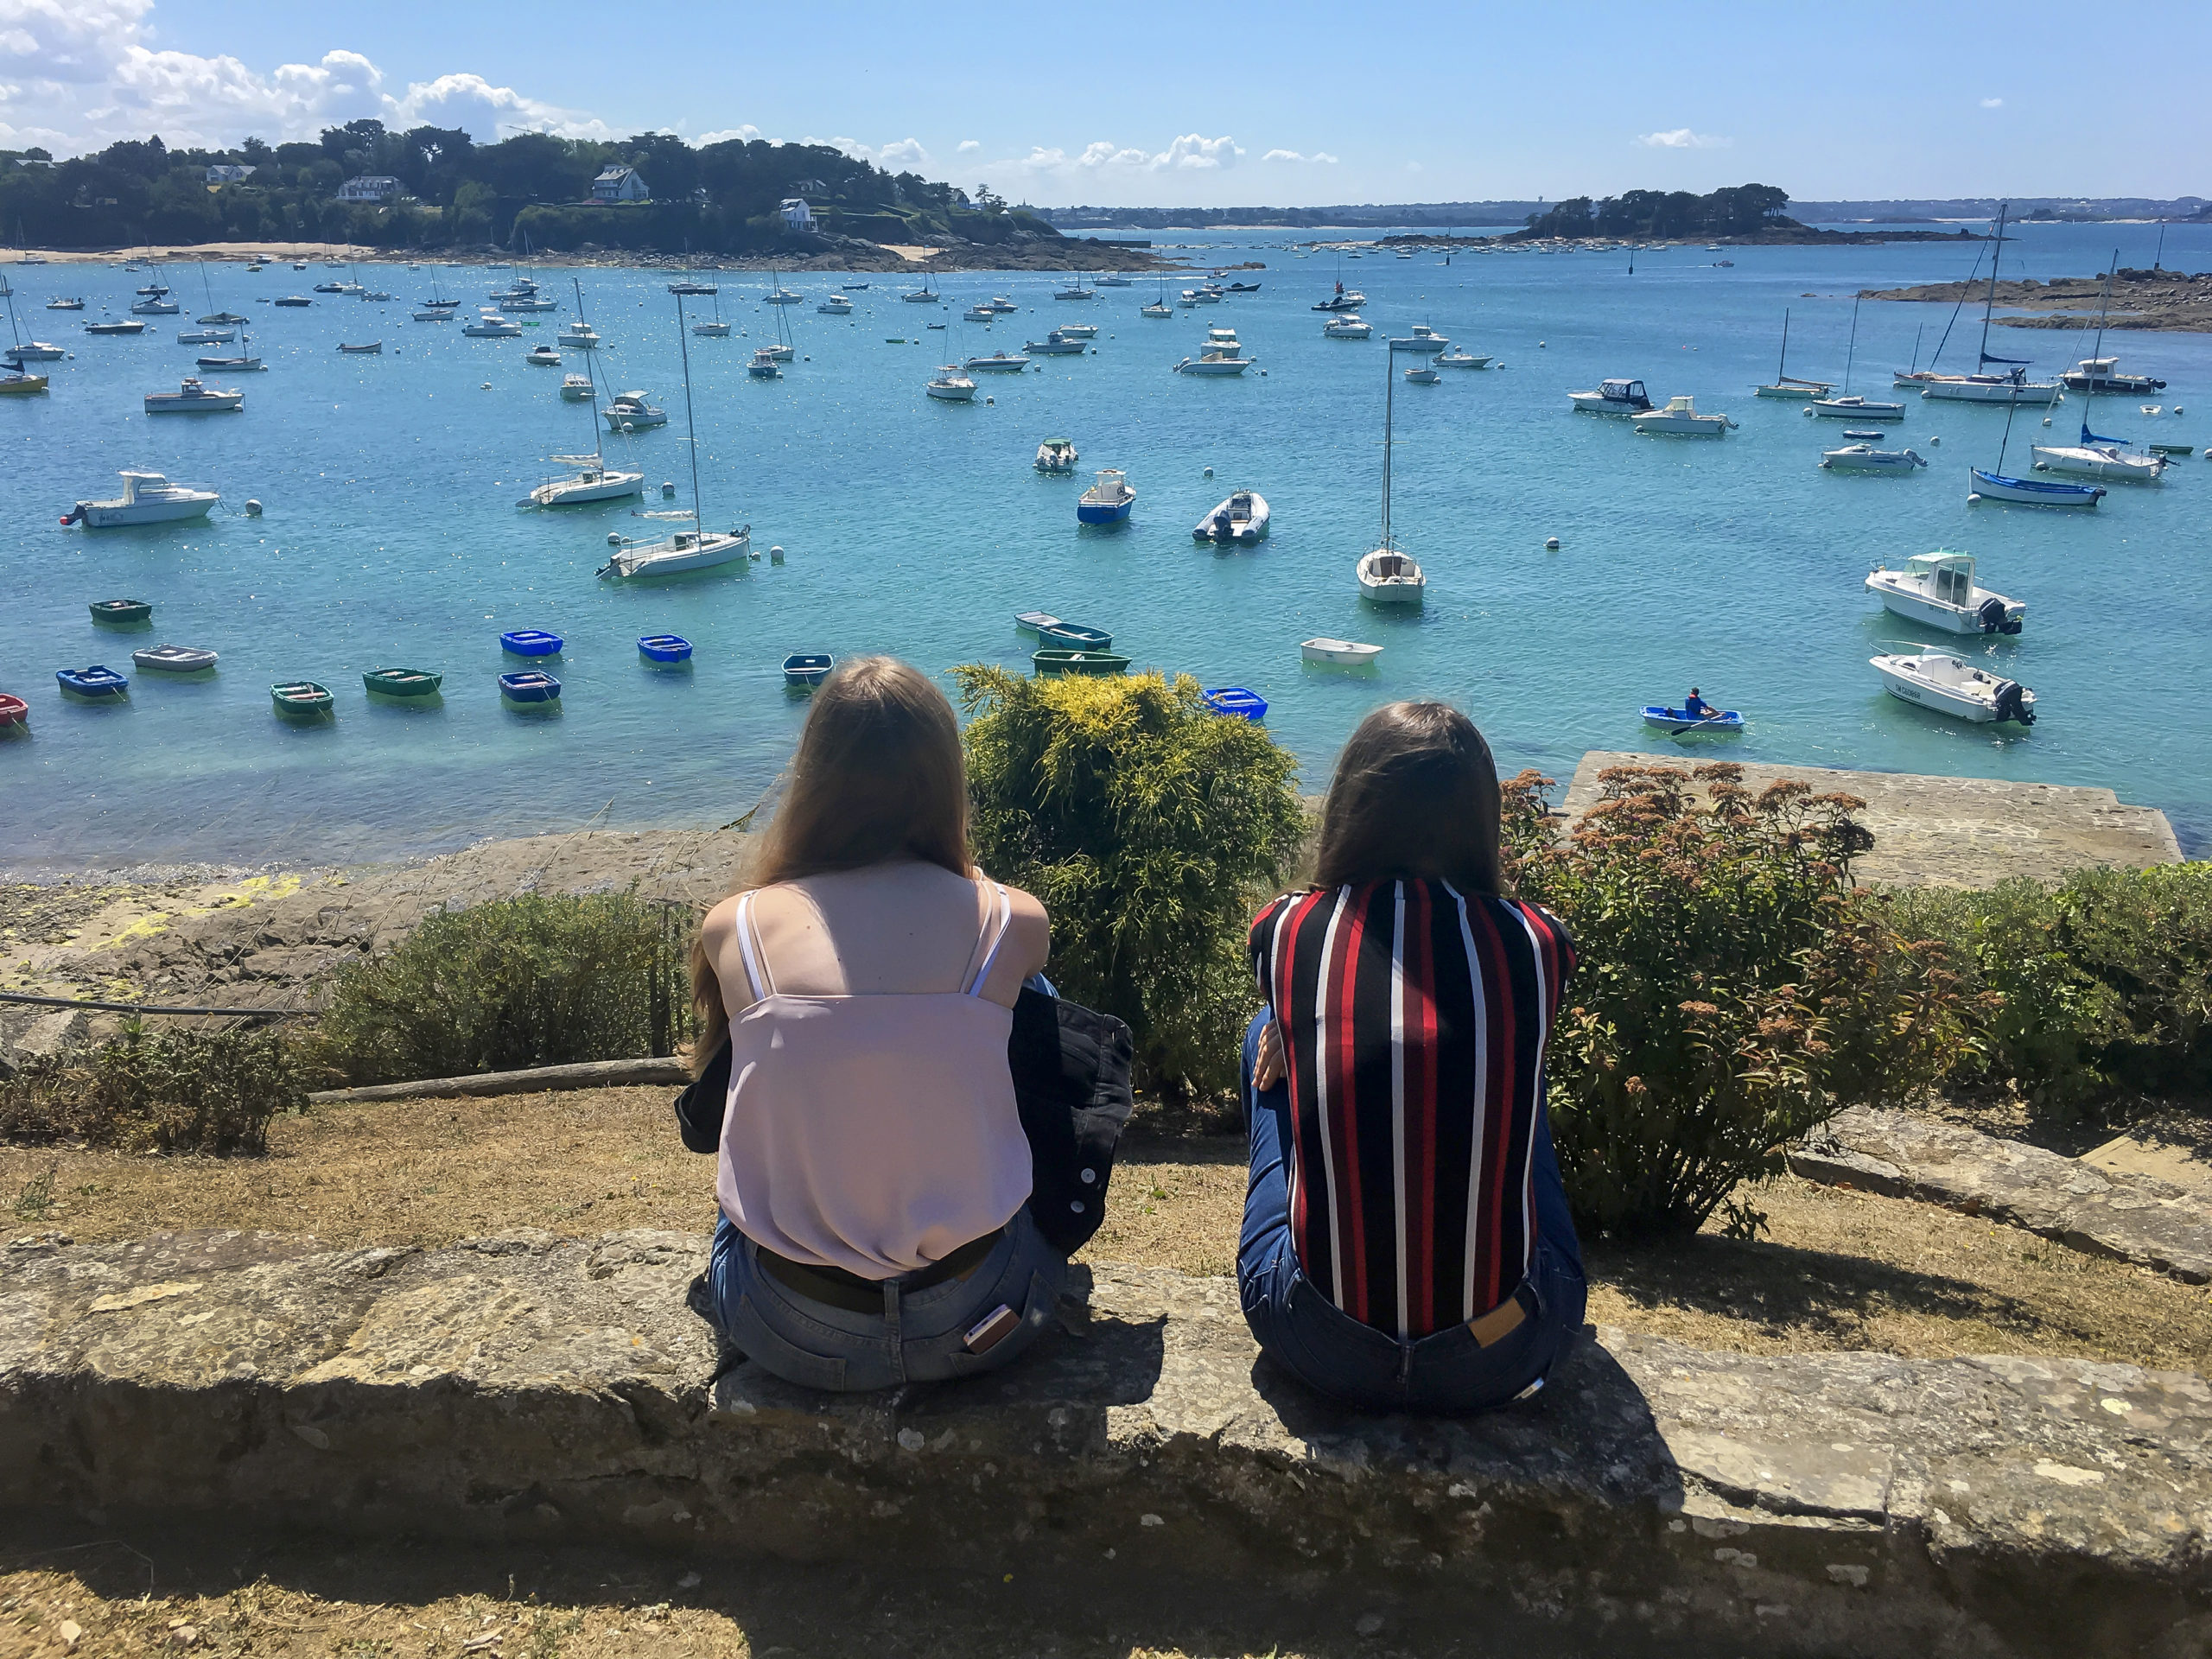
[10, 1087, 2212, 1371]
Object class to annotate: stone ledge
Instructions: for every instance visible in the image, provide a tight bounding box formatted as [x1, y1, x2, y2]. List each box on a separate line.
[4, 1230, 2210, 1656]
[1794, 1106, 2212, 1282]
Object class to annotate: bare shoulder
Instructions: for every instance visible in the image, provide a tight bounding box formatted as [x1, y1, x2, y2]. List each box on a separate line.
[700, 892, 743, 945]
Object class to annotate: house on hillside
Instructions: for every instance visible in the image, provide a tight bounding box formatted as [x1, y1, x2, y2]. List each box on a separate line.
[592, 167, 650, 203]
[337, 175, 402, 203]
[779, 197, 814, 232]
[205, 163, 257, 185]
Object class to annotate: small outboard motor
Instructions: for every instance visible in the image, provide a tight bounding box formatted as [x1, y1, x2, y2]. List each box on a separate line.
[1992, 680, 2035, 726]
[1977, 595, 2020, 634]
[1211, 512, 1233, 542]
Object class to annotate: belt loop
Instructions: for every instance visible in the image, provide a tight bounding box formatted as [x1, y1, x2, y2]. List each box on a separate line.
[1396, 1339, 1414, 1383]
[883, 1278, 906, 1384]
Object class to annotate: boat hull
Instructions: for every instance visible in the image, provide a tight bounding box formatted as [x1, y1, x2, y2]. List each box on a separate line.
[1642, 707, 1744, 733]
[1755, 384, 1830, 399]
[637, 634, 694, 664]
[531, 472, 645, 506]
[270, 682, 333, 718]
[1077, 499, 1134, 524]
[1300, 639, 1382, 666]
[1920, 379, 2062, 405]
[2029, 447, 2164, 482]
[925, 382, 976, 401]
[1968, 468, 2104, 507]
[1634, 416, 1732, 437]
[601, 528, 751, 579]
[74, 498, 216, 528]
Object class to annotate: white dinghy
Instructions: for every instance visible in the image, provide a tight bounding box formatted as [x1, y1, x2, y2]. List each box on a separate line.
[1301, 638, 1382, 666]
[1872, 651, 2036, 725]
[1193, 491, 1270, 544]
[1865, 551, 2024, 635]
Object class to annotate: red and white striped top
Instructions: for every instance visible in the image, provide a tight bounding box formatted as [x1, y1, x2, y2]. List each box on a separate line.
[1250, 880, 1575, 1340]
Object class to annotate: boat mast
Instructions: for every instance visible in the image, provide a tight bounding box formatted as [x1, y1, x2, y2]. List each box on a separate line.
[575, 277, 607, 467]
[674, 295, 706, 527]
[1379, 348, 1395, 550]
[1976, 204, 2007, 372]
[1842, 296, 1859, 394]
[1927, 238, 1986, 372]
[1776, 308, 1789, 383]
[2081, 249, 2118, 442]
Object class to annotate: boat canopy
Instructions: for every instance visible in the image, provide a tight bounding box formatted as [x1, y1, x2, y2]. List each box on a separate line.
[1601, 378, 1646, 400]
[1903, 551, 1976, 605]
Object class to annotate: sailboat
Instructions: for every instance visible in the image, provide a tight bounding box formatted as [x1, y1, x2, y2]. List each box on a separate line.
[903, 271, 940, 304]
[0, 285, 50, 392]
[195, 324, 264, 372]
[598, 296, 751, 579]
[1808, 299, 1905, 418]
[691, 288, 732, 338]
[1141, 281, 1173, 319]
[1355, 353, 1425, 604]
[195, 260, 247, 327]
[525, 283, 646, 507]
[1968, 379, 2104, 508]
[1921, 207, 2063, 404]
[667, 238, 718, 296]
[760, 299, 795, 363]
[1754, 309, 1833, 398]
[2030, 252, 2168, 483]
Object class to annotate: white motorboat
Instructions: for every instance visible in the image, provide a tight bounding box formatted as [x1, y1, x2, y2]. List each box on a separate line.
[129, 297, 181, 315]
[963, 303, 995, 322]
[1808, 395, 1906, 420]
[600, 524, 752, 579]
[1633, 395, 1736, 437]
[1434, 349, 1490, 368]
[527, 460, 645, 506]
[925, 365, 977, 401]
[1388, 323, 1448, 353]
[603, 391, 669, 430]
[144, 378, 243, 413]
[765, 285, 804, 305]
[747, 349, 782, 379]
[1301, 638, 1382, 667]
[2031, 431, 2167, 482]
[1055, 322, 1099, 340]
[557, 321, 601, 348]
[1357, 548, 1425, 602]
[1193, 490, 1270, 543]
[1077, 469, 1136, 524]
[9, 338, 67, 361]
[1095, 273, 1134, 287]
[1199, 326, 1242, 356]
[47, 297, 84, 311]
[1034, 437, 1078, 474]
[463, 310, 523, 337]
[966, 351, 1031, 372]
[2062, 356, 2164, 395]
[1173, 353, 1253, 376]
[1027, 330, 1087, 355]
[1865, 551, 2024, 635]
[1568, 378, 1653, 416]
[1053, 281, 1094, 300]
[64, 470, 219, 528]
[819, 296, 855, 315]
[85, 320, 147, 336]
[1322, 314, 1373, 339]
[560, 373, 594, 401]
[175, 327, 233, 345]
[1872, 651, 2036, 725]
[526, 345, 561, 365]
[1821, 443, 1928, 474]
[984, 296, 1019, 313]
[414, 308, 453, 322]
[1403, 365, 1440, 385]
[1178, 290, 1202, 308]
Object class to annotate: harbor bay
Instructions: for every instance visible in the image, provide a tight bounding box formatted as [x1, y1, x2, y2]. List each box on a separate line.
[4, 219, 2208, 874]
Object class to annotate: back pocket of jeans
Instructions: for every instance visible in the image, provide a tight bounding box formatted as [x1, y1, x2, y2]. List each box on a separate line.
[734, 1293, 849, 1392]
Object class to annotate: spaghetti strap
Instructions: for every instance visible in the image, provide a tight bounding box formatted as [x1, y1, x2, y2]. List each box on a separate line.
[962, 882, 1014, 997]
[733, 892, 774, 1001]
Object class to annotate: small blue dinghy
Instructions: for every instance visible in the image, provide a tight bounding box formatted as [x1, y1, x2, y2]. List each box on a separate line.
[499, 670, 562, 705]
[500, 629, 564, 657]
[638, 633, 693, 664]
[57, 664, 129, 700]
[1205, 686, 1268, 721]
[1039, 622, 1113, 652]
[783, 652, 835, 688]
[1642, 704, 1744, 733]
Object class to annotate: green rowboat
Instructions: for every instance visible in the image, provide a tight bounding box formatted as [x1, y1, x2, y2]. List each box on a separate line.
[271, 680, 334, 718]
[363, 667, 442, 699]
[1033, 648, 1131, 677]
[89, 598, 153, 627]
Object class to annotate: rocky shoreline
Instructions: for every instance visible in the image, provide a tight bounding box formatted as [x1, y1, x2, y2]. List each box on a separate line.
[1859, 268, 2212, 332]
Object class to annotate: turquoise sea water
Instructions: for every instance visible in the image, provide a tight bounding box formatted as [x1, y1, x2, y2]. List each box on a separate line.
[3, 222, 2209, 874]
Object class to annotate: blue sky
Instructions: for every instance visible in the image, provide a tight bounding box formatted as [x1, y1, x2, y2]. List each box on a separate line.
[7, 0, 2207, 205]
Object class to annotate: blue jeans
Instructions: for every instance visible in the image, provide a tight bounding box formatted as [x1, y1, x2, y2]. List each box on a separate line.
[1236, 1012, 1586, 1413]
[709, 1209, 1065, 1393]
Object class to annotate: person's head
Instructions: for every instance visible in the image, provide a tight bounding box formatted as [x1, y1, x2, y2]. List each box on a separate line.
[690, 657, 971, 1062]
[1690, 686, 1700, 696]
[1313, 701, 1503, 894]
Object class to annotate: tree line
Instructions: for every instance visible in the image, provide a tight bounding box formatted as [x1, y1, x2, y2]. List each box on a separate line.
[1521, 184, 1793, 239]
[0, 122, 1060, 253]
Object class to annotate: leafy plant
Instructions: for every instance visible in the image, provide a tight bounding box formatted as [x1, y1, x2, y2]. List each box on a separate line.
[1503, 763, 1975, 1238]
[317, 888, 693, 1084]
[956, 666, 1306, 1104]
[0, 1024, 313, 1154]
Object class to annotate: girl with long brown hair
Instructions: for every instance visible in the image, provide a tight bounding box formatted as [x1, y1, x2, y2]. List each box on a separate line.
[690, 658, 1061, 1391]
[1241, 701, 1585, 1411]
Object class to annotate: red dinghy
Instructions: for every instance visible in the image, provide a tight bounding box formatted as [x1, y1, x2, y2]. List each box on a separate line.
[0, 693, 27, 727]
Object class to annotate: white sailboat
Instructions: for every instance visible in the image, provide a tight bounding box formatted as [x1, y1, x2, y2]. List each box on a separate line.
[1921, 206, 2062, 405]
[525, 284, 646, 507]
[2031, 253, 2168, 484]
[1968, 353, 2104, 508]
[599, 296, 750, 580]
[1356, 353, 1424, 604]
[1754, 309, 1833, 398]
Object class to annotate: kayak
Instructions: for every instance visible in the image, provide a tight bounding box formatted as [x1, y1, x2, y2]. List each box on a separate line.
[1642, 704, 1745, 733]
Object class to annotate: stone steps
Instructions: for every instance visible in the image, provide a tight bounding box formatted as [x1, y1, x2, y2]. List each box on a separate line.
[5, 1229, 2209, 1656]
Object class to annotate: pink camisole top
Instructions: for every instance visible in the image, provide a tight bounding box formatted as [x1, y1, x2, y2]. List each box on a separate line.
[715, 879, 1035, 1280]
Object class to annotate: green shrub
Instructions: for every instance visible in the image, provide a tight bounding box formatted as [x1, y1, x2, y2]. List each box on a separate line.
[1893, 862, 2212, 1115]
[956, 667, 1306, 1103]
[318, 889, 694, 1084]
[1505, 763, 1974, 1238]
[0, 1024, 312, 1154]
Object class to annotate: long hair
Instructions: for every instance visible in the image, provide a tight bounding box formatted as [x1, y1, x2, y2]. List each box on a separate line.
[690, 657, 971, 1066]
[1313, 701, 1503, 895]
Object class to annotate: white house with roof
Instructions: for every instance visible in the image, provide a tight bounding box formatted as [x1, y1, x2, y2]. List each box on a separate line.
[205, 163, 257, 185]
[779, 197, 815, 231]
[337, 175, 402, 203]
[593, 167, 650, 203]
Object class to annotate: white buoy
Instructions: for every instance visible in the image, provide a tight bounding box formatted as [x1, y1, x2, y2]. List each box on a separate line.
[1204, 466, 1214, 478]
[245, 499, 263, 517]
[1545, 536, 1560, 550]
[2043, 416, 2052, 426]
[985, 396, 994, 404]
[607, 531, 622, 546]
[770, 545, 785, 564]
[481, 381, 492, 389]
[662, 481, 676, 498]
[1929, 435, 1941, 446]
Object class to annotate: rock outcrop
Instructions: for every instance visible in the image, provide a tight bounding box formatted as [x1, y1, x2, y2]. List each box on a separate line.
[5, 1230, 2208, 1655]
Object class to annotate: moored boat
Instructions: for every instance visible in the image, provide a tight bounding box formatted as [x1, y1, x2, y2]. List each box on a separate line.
[144, 378, 243, 414]
[1193, 490, 1269, 543]
[560, 373, 594, 401]
[1402, 365, 1440, 385]
[1967, 467, 2104, 507]
[2030, 429, 2167, 482]
[782, 653, 835, 687]
[1633, 395, 1736, 437]
[56, 665, 129, 701]
[525, 345, 560, 365]
[270, 680, 333, 719]
[499, 671, 562, 706]
[600, 524, 752, 579]
[1300, 638, 1382, 667]
[1077, 468, 1135, 524]
[0, 692, 29, 727]
[603, 391, 669, 430]
[1014, 611, 1063, 636]
[1321, 314, 1373, 339]
[1039, 623, 1112, 652]
[500, 629, 564, 657]
[1865, 550, 2024, 634]
[1204, 687, 1267, 721]
[966, 351, 1030, 372]
[1821, 443, 1927, 474]
[925, 365, 976, 401]
[130, 644, 218, 673]
[1357, 548, 1425, 602]
[527, 459, 645, 506]
[1434, 349, 1490, 367]
[637, 633, 693, 664]
[1027, 330, 1086, 355]
[1173, 352, 1252, 375]
[1872, 651, 2036, 724]
[89, 599, 152, 627]
[2062, 356, 2164, 395]
[1387, 323, 1448, 353]
[1808, 394, 1905, 420]
[63, 471, 218, 528]
[363, 667, 443, 699]
[85, 319, 146, 335]
[1033, 437, 1078, 473]
[1568, 378, 1653, 416]
[1033, 649, 1129, 677]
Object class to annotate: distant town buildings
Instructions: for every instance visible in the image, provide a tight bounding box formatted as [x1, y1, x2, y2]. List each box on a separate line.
[337, 175, 403, 203]
[592, 167, 650, 203]
[205, 164, 257, 185]
[779, 197, 815, 232]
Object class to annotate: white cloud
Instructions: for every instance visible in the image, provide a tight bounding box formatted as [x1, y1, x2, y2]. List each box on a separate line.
[957, 138, 980, 154]
[1634, 127, 1732, 149]
[876, 137, 927, 168]
[1000, 133, 1243, 177]
[1262, 148, 1338, 164]
[696, 124, 762, 145]
[0, 0, 600, 152]
[1980, 96, 2003, 108]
